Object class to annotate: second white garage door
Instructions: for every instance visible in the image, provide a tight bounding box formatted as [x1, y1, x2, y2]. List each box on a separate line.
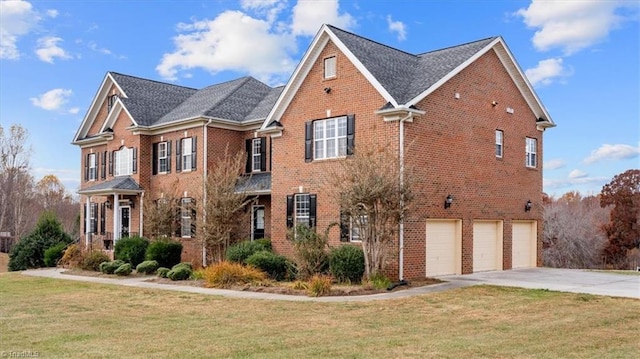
[473, 221, 503, 272]
[425, 220, 461, 276]
[512, 221, 537, 268]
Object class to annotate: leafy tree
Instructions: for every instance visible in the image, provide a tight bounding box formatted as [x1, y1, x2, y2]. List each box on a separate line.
[35, 175, 79, 239]
[329, 143, 413, 280]
[8, 211, 73, 271]
[199, 146, 255, 264]
[600, 169, 640, 268]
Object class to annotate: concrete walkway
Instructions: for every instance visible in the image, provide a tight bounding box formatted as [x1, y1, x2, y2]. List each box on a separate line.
[21, 267, 640, 301]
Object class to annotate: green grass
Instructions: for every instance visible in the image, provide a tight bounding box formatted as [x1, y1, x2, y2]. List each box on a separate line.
[1, 273, 639, 358]
[591, 269, 640, 276]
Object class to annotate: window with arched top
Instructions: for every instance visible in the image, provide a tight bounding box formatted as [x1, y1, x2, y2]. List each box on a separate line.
[114, 146, 137, 176]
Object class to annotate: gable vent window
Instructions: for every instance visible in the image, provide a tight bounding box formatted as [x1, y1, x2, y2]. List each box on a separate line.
[496, 130, 504, 158]
[107, 94, 118, 113]
[324, 56, 336, 79]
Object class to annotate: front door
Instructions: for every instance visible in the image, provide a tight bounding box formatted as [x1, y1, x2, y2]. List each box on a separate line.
[252, 206, 265, 240]
[120, 206, 130, 238]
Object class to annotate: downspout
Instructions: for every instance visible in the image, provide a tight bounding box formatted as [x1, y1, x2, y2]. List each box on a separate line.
[202, 119, 213, 267]
[398, 113, 412, 282]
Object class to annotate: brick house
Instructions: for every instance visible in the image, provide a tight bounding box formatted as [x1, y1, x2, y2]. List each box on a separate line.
[73, 25, 554, 277]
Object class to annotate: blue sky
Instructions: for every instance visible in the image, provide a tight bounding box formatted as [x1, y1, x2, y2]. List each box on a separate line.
[0, 0, 638, 197]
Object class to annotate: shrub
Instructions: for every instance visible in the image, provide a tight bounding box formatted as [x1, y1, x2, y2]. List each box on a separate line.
[100, 260, 125, 275]
[225, 239, 272, 264]
[145, 239, 182, 268]
[288, 225, 329, 280]
[307, 274, 333, 297]
[203, 261, 267, 288]
[369, 273, 391, 290]
[191, 269, 205, 280]
[114, 263, 132, 276]
[157, 267, 170, 278]
[167, 266, 192, 281]
[114, 236, 149, 267]
[136, 260, 159, 274]
[329, 245, 365, 284]
[173, 262, 193, 271]
[8, 212, 73, 271]
[60, 244, 83, 268]
[81, 251, 110, 271]
[246, 250, 289, 281]
[44, 242, 67, 267]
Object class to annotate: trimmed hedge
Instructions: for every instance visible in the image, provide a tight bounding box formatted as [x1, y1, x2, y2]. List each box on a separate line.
[226, 239, 272, 264]
[81, 251, 111, 271]
[145, 239, 182, 268]
[246, 250, 289, 281]
[329, 245, 365, 284]
[167, 262, 192, 281]
[44, 242, 67, 267]
[114, 236, 149, 267]
[100, 260, 125, 274]
[114, 263, 132, 276]
[136, 260, 159, 274]
[157, 267, 170, 278]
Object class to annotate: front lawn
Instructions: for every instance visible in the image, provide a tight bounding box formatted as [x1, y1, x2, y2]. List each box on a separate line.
[1, 274, 638, 358]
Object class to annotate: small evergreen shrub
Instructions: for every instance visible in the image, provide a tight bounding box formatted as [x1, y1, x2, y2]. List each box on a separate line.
[172, 262, 193, 271]
[81, 251, 110, 271]
[60, 244, 83, 268]
[44, 242, 67, 267]
[100, 260, 125, 274]
[136, 260, 159, 274]
[157, 267, 170, 278]
[145, 239, 182, 268]
[114, 263, 132, 276]
[167, 265, 192, 281]
[246, 250, 289, 281]
[203, 261, 267, 288]
[369, 273, 392, 290]
[226, 240, 272, 264]
[114, 236, 149, 267]
[191, 269, 205, 280]
[329, 245, 365, 284]
[307, 274, 332, 297]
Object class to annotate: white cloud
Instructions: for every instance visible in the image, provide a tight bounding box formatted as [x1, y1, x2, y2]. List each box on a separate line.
[157, 10, 297, 84]
[568, 169, 588, 179]
[291, 0, 355, 36]
[0, 0, 40, 60]
[516, 0, 626, 55]
[584, 143, 640, 164]
[87, 41, 111, 55]
[35, 36, 71, 63]
[241, 0, 286, 24]
[46, 9, 58, 18]
[386, 15, 406, 41]
[69, 107, 80, 115]
[525, 58, 571, 86]
[543, 175, 609, 192]
[544, 158, 566, 170]
[30, 88, 73, 111]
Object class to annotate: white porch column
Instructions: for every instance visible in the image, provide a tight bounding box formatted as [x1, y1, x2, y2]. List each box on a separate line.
[139, 192, 144, 238]
[85, 196, 91, 247]
[113, 193, 119, 242]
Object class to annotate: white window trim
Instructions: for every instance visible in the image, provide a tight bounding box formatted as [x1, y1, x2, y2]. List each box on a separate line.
[349, 215, 368, 243]
[324, 56, 336, 79]
[294, 194, 310, 228]
[496, 130, 503, 158]
[313, 116, 347, 160]
[88, 153, 97, 181]
[182, 138, 193, 173]
[114, 147, 133, 176]
[158, 142, 168, 174]
[181, 197, 193, 238]
[526, 137, 537, 168]
[252, 138, 262, 172]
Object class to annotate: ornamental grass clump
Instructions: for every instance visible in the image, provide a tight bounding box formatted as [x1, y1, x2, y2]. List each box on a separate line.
[307, 274, 333, 297]
[203, 261, 267, 288]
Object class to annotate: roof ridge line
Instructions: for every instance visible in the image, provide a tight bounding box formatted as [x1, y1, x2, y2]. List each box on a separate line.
[326, 24, 418, 58]
[109, 71, 197, 91]
[416, 36, 498, 56]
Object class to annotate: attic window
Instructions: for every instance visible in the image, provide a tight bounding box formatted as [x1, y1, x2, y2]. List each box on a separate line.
[107, 94, 118, 113]
[324, 56, 336, 79]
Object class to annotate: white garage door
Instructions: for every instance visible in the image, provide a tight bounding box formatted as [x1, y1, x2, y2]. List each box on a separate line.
[473, 221, 503, 272]
[512, 221, 537, 268]
[425, 220, 461, 276]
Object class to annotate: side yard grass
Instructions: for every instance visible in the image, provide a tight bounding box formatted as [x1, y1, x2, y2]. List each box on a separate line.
[0, 273, 638, 358]
[0, 252, 8, 272]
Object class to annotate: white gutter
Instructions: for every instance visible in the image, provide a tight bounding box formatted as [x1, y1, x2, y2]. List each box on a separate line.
[202, 119, 212, 267]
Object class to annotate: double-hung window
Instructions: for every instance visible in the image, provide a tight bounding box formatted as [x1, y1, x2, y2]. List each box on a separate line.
[526, 137, 537, 168]
[286, 193, 317, 234]
[295, 194, 310, 228]
[496, 130, 504, 158]
[90, 202, 98, 234]
[350, 215, 367, 242]
[158, 142, 169, 173]
[88, 153, 97, 181]
[313, 116, 347, 160]
[182, 138, 193, 170]
[176, 137, 196, 172]
[180, 197, 195, 238]
[114, 147, 134, 176]
[252, 139, 262, 172]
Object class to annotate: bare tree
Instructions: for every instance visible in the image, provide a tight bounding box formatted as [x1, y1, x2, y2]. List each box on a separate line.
[35, 175, 79, 237]
[199, 147, 255, 264]
[543, 192, 609, 268]
[143, 181, 181, 240]
[0, 124, 33, 238]
[329, 143, 412, 280]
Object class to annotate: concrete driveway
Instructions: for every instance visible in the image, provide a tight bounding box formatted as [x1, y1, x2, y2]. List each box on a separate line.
[438, 267, 640, 299]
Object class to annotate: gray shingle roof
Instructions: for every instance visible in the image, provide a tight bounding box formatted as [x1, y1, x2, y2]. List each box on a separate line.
[77, 176, 143, 194]
[328, 25, 496, 105]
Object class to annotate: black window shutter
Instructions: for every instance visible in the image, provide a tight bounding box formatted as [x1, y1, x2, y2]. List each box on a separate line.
[309, 194, 317, 228]
[152, 143, 158, 175]
[100, 202, 106, 235]
[346, 114, 355, 156]
[84, 154, 89, 181]
[190, 198, 197, 236]
[83, 203, 87, 233]
[260, 137, 267, 171]
[95, 154, 100, 180]
[101, 151, 107, 179]
[286, 195, 294, 229]
[92, 203, 98, 234]
[269, 139, 272, 172]
[304, 121, 313, 162]
[167, 140, 172, 173]
[245, 139, 252, 173]
[191, 136, 197, 170]
[132, 147, 138, 174]
[340, 210, 349, 242]
[176, 139, 182, 172]
[174, 200, 182, 237]
[109, 151, 114, 176]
